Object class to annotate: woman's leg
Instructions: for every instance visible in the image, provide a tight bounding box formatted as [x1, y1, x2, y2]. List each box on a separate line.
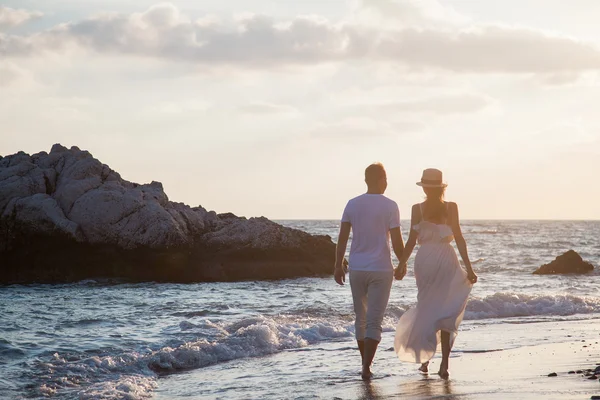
[439, 331, 450, 378]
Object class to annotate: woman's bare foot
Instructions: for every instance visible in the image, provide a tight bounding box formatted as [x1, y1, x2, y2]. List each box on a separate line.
[418, 362, 429, 373]
[438, 366, 449, 379]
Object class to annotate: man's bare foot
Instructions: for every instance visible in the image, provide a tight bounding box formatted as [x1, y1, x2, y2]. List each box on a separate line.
[418, 362, 429, 373]
[361, 366, 373, 380]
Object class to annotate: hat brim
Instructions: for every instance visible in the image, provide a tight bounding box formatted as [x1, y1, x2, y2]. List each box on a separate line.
[416, 182, 448, 188]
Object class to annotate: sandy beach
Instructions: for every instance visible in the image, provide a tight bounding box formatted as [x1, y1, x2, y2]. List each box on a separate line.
[155, 319, 600, 399]
[389, 340, 600, 400]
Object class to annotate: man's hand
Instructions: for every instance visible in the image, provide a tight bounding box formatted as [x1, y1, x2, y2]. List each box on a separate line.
[394, 263, 407, 280]
[334, 266, 346, 285]
[334, 222, 351, 286]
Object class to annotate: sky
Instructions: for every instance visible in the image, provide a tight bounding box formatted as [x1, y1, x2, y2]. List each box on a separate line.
[1, 0, 600, 220]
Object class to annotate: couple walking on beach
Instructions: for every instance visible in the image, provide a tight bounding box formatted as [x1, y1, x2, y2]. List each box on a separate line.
[334, 163, 478, 380]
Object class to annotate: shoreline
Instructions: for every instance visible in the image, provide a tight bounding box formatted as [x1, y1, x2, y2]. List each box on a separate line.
[155, 319, 600, 399]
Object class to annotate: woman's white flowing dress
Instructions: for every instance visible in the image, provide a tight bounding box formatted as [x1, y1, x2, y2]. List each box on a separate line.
[394, 220, 472, 363]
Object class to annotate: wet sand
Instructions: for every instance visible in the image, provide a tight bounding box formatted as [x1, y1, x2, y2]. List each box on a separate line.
[155, 319, 600, 399]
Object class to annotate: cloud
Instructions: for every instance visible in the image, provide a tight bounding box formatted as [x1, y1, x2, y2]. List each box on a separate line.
[355, 0, 469, 28]
[0, 62, 24, 86]
[376, 26, 600, 73]
[536, 72, 583, 86]
[311, 117, 423, 138]
[0, 62, 38, 88]
[238, 102, 298, 115]
[365, 94, 492, 115]
[0, 6, 42, 30]
[147, 100, 211, 115]
[0, 4, 353, 64]
[3, 3, 600, 75]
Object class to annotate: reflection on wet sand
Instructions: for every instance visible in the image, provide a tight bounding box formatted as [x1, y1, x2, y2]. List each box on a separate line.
[356, 380, 384, 400]
[355, 376, 462, 399]
[398, 377, 461, 399]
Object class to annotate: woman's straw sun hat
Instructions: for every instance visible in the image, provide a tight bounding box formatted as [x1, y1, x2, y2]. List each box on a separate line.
[416, 168, 448, 188]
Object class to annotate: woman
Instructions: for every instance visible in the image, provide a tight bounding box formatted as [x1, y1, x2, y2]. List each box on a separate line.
[394, 168, 477, 379]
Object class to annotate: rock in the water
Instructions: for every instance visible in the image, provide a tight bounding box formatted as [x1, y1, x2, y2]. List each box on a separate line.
[0, 145, 342, 284]
[548, 372, 558, 377]
[532, 250, 594, 275]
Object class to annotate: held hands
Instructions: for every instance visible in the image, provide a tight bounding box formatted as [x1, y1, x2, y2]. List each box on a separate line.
[394, 263, 407, 280]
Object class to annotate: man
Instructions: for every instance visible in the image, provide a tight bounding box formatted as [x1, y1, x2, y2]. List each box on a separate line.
[334, 162, 405, 380]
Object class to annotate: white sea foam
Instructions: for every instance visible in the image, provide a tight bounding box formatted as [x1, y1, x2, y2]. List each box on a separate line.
[147, 316, 353, 371]
[388, 293, 600, 321]
[80, 376, 158, 400]
[34, 316, 357, 398]
[34, 352, 156, 399]
[465, 293, 600, 320]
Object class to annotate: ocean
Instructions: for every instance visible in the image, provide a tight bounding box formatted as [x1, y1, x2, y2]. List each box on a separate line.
[1, 220, 599, 399]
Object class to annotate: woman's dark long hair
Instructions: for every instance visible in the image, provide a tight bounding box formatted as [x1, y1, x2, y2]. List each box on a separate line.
[423, 186, 447, 223]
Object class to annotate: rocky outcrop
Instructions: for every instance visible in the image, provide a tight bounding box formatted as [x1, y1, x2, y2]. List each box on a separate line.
[532, 250, 594, 275]
[0, 145, 340, 284]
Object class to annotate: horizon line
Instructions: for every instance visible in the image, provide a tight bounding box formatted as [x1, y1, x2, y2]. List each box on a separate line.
[271, 218, 600, 221]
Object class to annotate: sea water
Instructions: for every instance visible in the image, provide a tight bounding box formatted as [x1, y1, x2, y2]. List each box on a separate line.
[1, 220, 599, 399]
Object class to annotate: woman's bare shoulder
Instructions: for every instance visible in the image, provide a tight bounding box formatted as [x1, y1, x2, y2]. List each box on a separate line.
[410, 204, 422, 220]
[446, 202, 460, 223]
[411, 203, 423, 212]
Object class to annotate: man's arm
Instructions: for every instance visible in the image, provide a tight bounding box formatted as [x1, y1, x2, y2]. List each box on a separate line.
[390, 227, 405, 279]
[334, 222, 351, 285]
[388, 203, 405, 279]
[390, 227, 404, 261]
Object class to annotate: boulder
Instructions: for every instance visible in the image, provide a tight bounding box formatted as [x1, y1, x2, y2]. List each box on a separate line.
[0, 145, 341, 284]
[532, 250, 594, 275]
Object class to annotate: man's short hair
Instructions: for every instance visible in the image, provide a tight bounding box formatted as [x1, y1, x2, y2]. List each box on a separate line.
[365, 163, 386, 185]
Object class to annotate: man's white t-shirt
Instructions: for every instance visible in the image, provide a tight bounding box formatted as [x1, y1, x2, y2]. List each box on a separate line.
[341, 194, 401, 272]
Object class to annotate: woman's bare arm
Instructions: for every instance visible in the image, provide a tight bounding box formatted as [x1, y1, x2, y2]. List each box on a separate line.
[449, 202, 478, 283]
